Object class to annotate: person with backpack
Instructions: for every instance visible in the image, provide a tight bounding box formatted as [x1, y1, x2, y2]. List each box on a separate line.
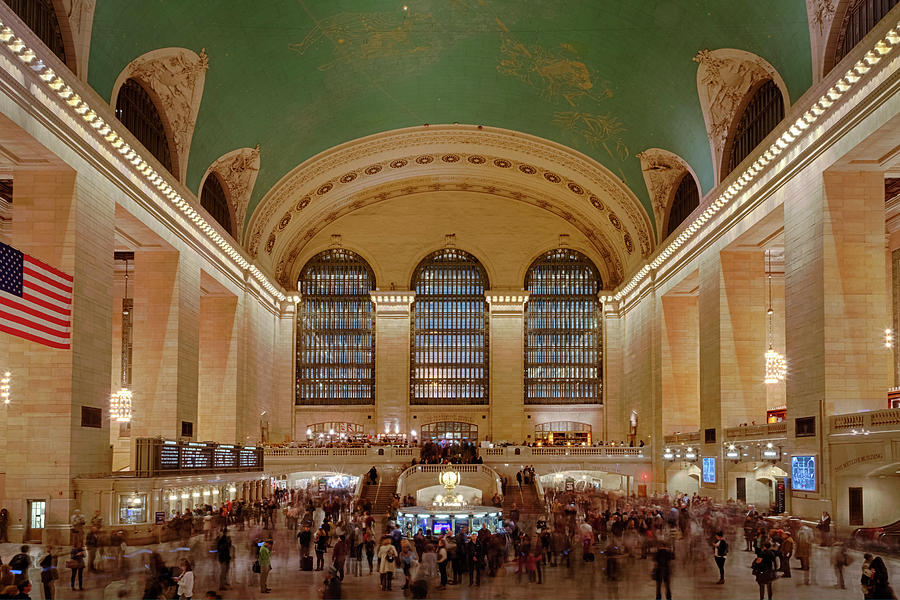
[9, 547, 30, 586]
[712, 531, 728, 584]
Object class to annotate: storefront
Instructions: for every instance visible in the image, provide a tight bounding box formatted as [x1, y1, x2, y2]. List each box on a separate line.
[397, 507, 503, 537]
[534, 421, 592, 445]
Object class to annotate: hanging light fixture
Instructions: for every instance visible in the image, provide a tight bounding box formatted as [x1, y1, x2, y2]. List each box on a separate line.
[0, 371, 10, 404]
[764, 250, 786, 384]
[110, 255, 133, 422]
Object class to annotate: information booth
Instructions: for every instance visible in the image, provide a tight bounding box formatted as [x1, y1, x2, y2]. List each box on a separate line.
[397, 507, 503, 537]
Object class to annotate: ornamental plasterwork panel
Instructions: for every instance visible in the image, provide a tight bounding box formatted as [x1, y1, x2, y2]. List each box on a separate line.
[693, 48, 789, 186]
[110, 47, 209, 182]
[806, 0, 837, 82]
[246, 125, 653, 278]
[637, 148, 696, 241]
[58, 0, 95, 79]
[272, 176, 624, 291]
[200, 145, 261, 242]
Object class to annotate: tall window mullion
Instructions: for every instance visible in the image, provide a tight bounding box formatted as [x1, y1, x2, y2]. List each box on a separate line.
[411, 249, 489, 405]
[525, 249, 602, 405]
[297, 249, 375, 406]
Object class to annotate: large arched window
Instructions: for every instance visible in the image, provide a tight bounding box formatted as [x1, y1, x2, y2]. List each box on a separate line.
[724, 79, 784, 177]
[4, 0, 68, 67]
[296, 249, 375, 405]
[115, 78, 174, 174]
[200, 172, 233, 236]
[411, 249, 489, 405]
[665, 173, 700, 238]
[831, 0, 898, 71]
[525, 248, 602, 405]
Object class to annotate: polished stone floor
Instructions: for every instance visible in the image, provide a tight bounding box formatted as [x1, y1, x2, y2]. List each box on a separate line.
[2, 526, 894, 599]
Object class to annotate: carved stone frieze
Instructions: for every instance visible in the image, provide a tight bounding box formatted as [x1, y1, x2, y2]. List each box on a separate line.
[59, 0, 96, 78]
[637, 148, 693, 240]
[693, 49, 788, 185]
[203, 145, 261, 240]
[111, 47, 209, 182]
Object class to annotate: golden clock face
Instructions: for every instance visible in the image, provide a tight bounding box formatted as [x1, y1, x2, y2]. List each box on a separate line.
[440, 469, 459, 488]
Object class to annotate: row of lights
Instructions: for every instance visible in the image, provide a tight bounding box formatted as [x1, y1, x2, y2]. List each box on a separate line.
[1, 15, 898, 311]
[666, 442, 782, 461]
[605, 24, 900, 304]
[0, 18, 287, 303]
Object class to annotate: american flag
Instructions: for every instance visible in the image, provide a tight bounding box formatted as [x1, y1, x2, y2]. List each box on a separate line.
[0, 241, 73, 349]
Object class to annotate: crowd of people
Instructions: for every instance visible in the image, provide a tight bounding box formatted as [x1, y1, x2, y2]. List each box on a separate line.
[0, 486, 894, 599]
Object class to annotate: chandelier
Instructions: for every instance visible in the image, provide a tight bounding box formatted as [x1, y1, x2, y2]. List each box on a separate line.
[764, 250, 786, 384]
[110, 255, 133, 422]
[110, 388, 133, 422]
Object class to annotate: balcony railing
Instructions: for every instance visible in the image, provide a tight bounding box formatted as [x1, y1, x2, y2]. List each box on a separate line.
[264, 447, 420, 461]
[663, 431, 701, 445]
[481, 446, 648, 459]
[724, 422, 787, 440]
[830, 408, 900, 433]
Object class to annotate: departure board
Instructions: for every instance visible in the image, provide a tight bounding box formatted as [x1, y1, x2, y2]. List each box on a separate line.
[135, 439, 263, 476]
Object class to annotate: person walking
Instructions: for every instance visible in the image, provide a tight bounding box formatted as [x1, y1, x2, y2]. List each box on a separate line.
[364, 532, 375, 575]
[332, 534, 348, 581]
[298, 524, 312, 569]
[796, 524, 813, 573]
[68, 546, 85, 592]
[377, 538, 398, 591]
[9, 546, 30, 586]
[653, 542, 675, 600]
[314, 526, 328, 571]
[321, 565, 342, 600]
[257, 539, 272, 594]
[861, 553, 874, 599]
[70, 511, 85, 548]
[38, 549, 57, 600]
[832, 542, 851, 590]
[752, 542, 777, 600]
[713, 531, 729, 584]
[215, 530, 233, 591]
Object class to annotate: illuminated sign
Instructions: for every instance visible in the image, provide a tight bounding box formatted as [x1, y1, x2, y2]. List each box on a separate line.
[702, 457, 716, 483]
[791, 455, 817, 492]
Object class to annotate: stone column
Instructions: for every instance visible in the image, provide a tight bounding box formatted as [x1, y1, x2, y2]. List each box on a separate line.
[271, 300, 297, 442]
[3, 169, 114, 544]
[602, 298, 622, 444]
[370, 292, 415, 435]
[198, 294, 238, 443]
[131, 250, 201, 441]
[485, 292, 528, 443]
[784, 170, 890, 515]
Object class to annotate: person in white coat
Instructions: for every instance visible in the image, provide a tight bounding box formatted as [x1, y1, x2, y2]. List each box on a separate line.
[175, 559, 194, 600]
[377, 538, 399, 591]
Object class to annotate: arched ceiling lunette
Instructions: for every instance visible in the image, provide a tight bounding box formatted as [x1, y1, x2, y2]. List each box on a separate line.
[87, 0, 813, 230]
[247, 125, 654, 288]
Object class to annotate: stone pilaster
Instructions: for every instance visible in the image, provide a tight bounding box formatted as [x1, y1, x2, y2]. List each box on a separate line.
[661, 294, 700, 435]
[131, 249, 200, 442]
[370, 292, 415, 435]
[3, 169, 114, 543]
[602, 298, 622, 444]
[198, 294, 238, 443]
[485, 292, 528, 443]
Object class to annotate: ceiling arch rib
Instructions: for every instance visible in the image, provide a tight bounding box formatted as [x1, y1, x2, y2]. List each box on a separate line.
[247, 125, 654, 288]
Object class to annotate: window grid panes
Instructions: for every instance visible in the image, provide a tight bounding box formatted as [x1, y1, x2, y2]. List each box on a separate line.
[665, 174, 700, 238]
[421, 421, 479, 442]
[115, 78, 174, 174]
[3, 0, 67, 66]
[834, 0, 898, 67]
[725, 79, 784, 177]
[296, 249, 375, 405]
[200, 173, 233, 237]
[525, 249, 602, 405]
[535, 421, 592, 443]
[411, 249, 489, 405]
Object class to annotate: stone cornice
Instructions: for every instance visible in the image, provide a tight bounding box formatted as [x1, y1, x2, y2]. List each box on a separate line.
[485, 291, 529, 315]
[370, 291, 415, 316]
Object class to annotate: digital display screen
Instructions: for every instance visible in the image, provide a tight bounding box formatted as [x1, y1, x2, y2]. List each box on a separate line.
[159, 445, 179, 469]
[433, 521, 451, 534]
[791, 455, 817, 491]
[702, 457, 716, 483]
[213, 448, 238, 468]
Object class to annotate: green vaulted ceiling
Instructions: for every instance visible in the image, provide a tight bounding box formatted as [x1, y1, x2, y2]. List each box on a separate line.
[88, 1, 812, 233]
